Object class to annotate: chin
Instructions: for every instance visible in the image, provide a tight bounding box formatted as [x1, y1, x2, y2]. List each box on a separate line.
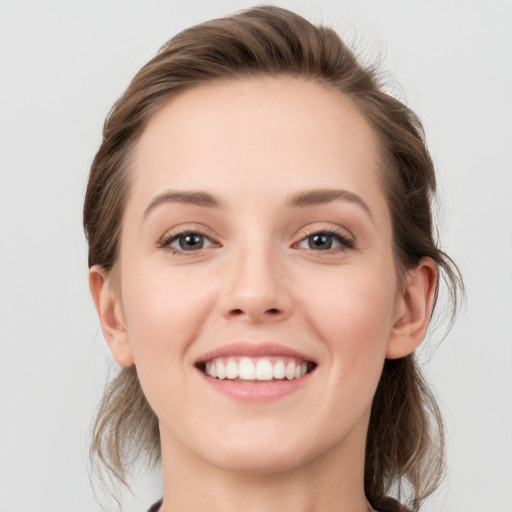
[192, 422, 332, 476]
[209, 445, 311, 476]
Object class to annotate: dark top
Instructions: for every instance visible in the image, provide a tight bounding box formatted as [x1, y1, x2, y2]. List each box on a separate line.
[147, 500, 163, 512]
[146, 496, 410, 512]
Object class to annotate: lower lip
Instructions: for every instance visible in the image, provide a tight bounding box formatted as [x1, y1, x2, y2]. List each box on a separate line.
[198, 370, 313, 402]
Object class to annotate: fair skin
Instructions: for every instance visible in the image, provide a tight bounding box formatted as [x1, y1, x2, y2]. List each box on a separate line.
[90, 77, 437, 512]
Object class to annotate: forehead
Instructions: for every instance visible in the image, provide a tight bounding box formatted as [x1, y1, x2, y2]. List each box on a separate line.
[131, 76, 385, 211]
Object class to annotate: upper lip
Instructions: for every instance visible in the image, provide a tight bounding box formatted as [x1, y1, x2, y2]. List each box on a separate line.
[195, 342, 317, 364]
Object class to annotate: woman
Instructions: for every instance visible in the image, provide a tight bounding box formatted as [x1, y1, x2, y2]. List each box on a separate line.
[84, 6, 462, 512]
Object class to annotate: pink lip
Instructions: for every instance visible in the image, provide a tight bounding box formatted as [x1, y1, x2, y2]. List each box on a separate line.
[195, 341, 316, 364]
[198, 369, 314, 402]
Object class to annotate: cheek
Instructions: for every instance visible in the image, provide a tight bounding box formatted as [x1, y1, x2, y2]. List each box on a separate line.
[303, 274, 396, 424]
[120, 263, 215, 365]
[118, 264, 220, 422]
[298, 262, 398, 366]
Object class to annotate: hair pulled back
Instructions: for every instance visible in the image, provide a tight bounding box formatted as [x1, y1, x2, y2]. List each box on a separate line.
[84, 6, 462, 509]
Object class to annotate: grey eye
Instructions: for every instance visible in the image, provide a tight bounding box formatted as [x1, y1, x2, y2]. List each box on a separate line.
[296, 231, 354, 252]
[176, 233, 205, 251]
[308, 234, 334, 250]
[161, 230, 216, 254]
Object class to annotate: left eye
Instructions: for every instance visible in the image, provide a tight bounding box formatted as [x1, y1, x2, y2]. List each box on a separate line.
[165, 232, 213, 252]
[297, 232, 353, 251]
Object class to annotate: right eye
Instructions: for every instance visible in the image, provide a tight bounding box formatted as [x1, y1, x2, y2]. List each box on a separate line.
[160, 231, 214, 254]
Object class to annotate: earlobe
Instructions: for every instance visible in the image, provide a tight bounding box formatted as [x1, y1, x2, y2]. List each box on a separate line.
[386, 257, 438, 359]
[89, 265, 134, 367]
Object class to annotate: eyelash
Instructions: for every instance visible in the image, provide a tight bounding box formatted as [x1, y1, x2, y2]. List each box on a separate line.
[158, 227, 355, 256]
[158, 230, 217, 255]
[295, 228, 355, 253]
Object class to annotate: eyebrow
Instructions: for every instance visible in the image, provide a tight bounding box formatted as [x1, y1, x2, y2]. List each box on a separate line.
[143, 190, 223, 218]
[143, 188, 373, 222]
[286, 189, 374, 222]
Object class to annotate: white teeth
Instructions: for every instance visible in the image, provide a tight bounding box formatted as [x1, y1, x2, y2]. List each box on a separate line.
[256, 359, 273, 380]
[273, 360, 286, 379]
[203, 356, 313, 381]
[216, 361, 226, 380]
[239, 358, 256, 380]
[285, 361, 296, 380]
[226, 359, 238, 379]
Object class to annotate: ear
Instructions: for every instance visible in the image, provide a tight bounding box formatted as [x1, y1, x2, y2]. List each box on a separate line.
[89, 265, 134, 367]
[386, 257, 438, 359]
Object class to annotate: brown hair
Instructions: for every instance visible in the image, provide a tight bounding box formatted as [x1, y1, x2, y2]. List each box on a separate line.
[84, 6, 462, 510]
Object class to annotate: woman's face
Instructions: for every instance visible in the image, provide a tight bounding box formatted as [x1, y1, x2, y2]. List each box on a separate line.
[109, 77, 407, 473]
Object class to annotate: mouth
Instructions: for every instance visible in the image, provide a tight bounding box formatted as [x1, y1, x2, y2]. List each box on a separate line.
[195, 343, 318, 401]
[196, 356, 317, 382]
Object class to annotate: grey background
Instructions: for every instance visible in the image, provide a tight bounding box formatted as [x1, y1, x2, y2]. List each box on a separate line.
[1, 1, 511, 511]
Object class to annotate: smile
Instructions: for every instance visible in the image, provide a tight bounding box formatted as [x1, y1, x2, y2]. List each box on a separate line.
[201, 356, 316, 381]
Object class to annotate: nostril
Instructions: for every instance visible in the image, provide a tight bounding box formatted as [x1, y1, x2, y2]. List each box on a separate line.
[226, 307, 284, 319]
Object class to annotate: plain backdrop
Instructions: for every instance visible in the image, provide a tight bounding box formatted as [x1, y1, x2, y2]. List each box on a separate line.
[1, 1, 511, 511]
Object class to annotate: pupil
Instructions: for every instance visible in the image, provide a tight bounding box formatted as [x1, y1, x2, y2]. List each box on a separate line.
[310, 234, 332, 250]
[180, 234, 203, 250]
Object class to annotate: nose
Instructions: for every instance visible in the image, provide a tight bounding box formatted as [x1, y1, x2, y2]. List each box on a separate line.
[219, 244, 292, 324]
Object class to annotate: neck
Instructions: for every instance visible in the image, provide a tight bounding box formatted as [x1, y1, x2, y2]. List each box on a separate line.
[159, 420, 371, 512]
